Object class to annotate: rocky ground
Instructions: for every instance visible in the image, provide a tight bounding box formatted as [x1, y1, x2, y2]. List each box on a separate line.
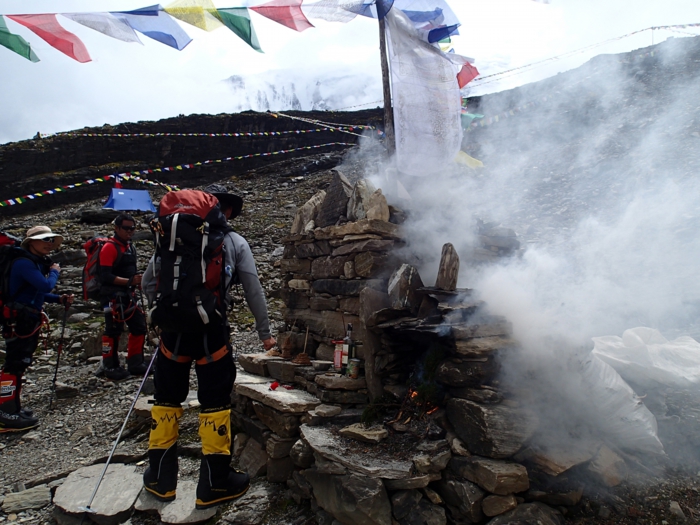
[0, 150, 384, 525]
[0, 148, 699, 525]
[2, 36, 700, 525]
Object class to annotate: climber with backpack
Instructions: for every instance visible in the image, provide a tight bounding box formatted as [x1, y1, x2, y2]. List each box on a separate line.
[97, 213, 149, 381]
[0, 226, 74, 433]
[141, 184, 276, 509]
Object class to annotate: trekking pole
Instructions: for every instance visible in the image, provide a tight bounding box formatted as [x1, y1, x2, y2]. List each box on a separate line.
[48, 304, 69, 410]
[78, 347, 158, 517]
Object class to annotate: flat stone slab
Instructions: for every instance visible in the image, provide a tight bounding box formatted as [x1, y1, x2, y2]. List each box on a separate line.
[236, 383, 321, 414]
[300, 424, 413, 479]
[236, 369, 274, 385]
[315, 373, 367, 390]
[238, 354, 284, 376]
[1, 484, 51, 512]
[54, 463, 142, 525]
[135, 480, 216, 524]
[339, 423, 388, 443]
[384, 473, 441, 490]
[313, 404, 342, 417]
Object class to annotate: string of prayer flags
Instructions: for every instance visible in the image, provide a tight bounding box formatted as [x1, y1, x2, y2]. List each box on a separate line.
[0, 15, 40, 62]
[45, 126, 373, 139]
[7, 14, 91, 62]
[250, 0, 314, 32]
[112, 5, 193, 50]
[217, 8, 262, 52]
[164, 0, 225, 32]
[61, 12, 143, 44]
[0, 142, 353, 208]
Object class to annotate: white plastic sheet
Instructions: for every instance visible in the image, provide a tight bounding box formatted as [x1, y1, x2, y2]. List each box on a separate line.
[578, 353, 664, 455]
[593, 327, 700, 389]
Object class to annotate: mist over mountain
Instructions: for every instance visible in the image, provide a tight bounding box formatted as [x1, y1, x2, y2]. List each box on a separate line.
[223, 68, 383, 112]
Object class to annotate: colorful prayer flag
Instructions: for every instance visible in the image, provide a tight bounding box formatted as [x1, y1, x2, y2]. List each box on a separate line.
[113, 5, 192, 50]
[250, 0, 314, 32]
[61, 12, 142, 43]
[457, 62, 479, 88]
[217, 8, 262, 51]
[0, 15, 39, 62]
[164, 0, 225, 31]
[7, 14, 90, 62]
[301, 0, 367, 23]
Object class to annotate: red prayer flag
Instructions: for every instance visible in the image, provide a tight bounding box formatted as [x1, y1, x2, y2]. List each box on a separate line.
[457, 62, 479, 88]
[250, 0, 314, 32]
[7, 14, 91, 63]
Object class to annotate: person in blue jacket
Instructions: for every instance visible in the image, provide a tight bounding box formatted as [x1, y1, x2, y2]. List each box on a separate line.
[0, 225, 73, 433]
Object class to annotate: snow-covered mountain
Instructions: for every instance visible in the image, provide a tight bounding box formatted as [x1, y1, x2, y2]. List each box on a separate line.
[223, 68, 383, 112]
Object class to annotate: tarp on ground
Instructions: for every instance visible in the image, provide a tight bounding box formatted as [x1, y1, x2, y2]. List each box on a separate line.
[593, 327, 700, 389]
[103, 189, 156, 212]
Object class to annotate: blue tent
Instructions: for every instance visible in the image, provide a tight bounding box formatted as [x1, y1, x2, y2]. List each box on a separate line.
[103, 189, 156, 212]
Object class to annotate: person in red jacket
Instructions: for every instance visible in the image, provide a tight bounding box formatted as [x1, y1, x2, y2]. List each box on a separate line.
[99, 213, 148, 381]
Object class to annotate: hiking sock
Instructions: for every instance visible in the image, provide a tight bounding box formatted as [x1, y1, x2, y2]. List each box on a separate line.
[143, 404, 183, 501]
[196, 408, 249, 509]
[126, 334, 149, 375]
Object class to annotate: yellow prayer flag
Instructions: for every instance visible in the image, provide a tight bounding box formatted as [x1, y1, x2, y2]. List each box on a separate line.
[455, 151, 485, 169]
[165, 0, 224, 31]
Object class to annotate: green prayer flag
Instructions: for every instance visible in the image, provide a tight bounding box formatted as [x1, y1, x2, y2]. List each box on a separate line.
[0, 15, 40, 62]
[217, 8, 262, 53]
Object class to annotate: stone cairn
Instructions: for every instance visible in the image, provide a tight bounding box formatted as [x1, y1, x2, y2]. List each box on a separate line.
[232, 171, 627, 525]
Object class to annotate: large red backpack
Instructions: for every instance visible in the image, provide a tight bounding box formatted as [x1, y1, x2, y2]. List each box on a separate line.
[149, 190, 231, 333]
[81, 237, 121, 301]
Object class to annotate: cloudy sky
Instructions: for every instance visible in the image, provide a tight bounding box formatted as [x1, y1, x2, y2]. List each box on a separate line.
[1, 0, 699, 143]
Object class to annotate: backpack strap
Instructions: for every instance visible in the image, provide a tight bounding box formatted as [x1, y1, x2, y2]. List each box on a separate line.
[200, 221, 209, 284]
[169, 214, 179, 252]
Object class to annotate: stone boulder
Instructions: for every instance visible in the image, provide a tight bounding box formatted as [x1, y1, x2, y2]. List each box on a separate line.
[447, 399, 536, 459]
[291, 190, 326, 234]
[347, 179, 377, 221]
[316, 171, 353, 228]
[304, 470, 392, 525]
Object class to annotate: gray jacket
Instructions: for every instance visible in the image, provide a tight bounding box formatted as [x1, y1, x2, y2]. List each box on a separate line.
[143, 231, 272, 340]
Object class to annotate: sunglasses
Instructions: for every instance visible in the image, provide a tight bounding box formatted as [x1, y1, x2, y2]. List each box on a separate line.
[39, 238, 55, 244]
[120, 226, 136, 231]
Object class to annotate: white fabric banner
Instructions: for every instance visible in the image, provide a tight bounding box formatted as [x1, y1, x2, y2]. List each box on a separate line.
[385, 8, 463, 177]
[302, 0, 367, 23]
[62, 12, 143, 43]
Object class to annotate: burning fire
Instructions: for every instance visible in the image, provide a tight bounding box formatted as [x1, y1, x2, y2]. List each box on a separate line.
[388, 387, 440, 424]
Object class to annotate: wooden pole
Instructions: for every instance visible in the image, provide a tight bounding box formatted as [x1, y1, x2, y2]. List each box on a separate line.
[378, 17, 396, 156]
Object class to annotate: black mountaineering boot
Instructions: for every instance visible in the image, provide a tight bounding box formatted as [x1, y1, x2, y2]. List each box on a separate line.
[102, 335, 131, 381]
[144, 404, 182, 501]
[143, 444, 178, 502]
[196, 407, 249, 509]
[0, 372, 39, 433]
[195, 454, 250, 510]
[126, 353, 149, 376]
